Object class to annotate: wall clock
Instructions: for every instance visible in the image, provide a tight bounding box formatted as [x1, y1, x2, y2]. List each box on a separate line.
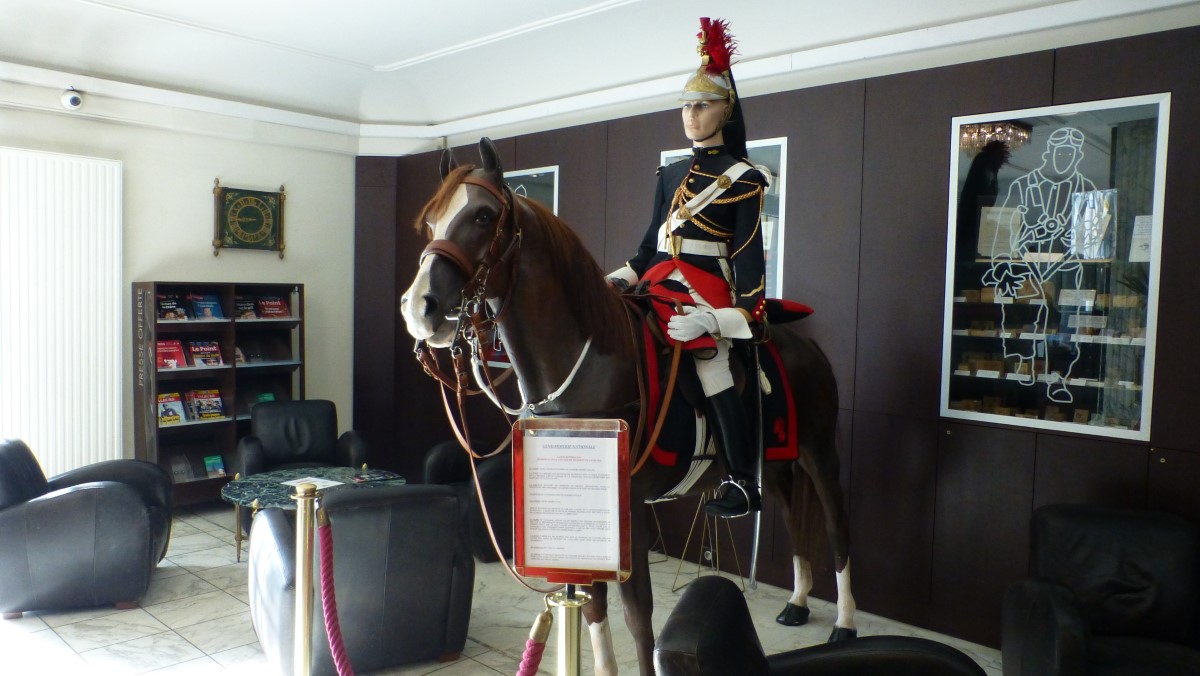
[213, 179, 285, 258]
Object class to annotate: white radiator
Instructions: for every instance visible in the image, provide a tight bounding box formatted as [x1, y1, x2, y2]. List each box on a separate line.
[0, 147, 123, 477]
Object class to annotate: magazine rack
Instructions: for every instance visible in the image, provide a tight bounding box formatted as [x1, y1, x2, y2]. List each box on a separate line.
[132, 281, 305, 505]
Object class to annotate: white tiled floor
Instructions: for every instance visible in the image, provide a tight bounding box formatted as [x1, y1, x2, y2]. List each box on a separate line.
[1, 503, 1002, 675]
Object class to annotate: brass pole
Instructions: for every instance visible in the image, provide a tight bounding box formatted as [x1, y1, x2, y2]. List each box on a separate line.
[547, 585, 590, 676]
[292, 483, 317, 676]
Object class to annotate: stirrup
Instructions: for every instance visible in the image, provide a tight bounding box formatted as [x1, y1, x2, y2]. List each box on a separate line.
[704, 478, 760, 518]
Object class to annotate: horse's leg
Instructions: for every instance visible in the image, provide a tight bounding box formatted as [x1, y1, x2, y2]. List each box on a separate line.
[617, 500, 656, 676]
[797, 441, 857, 641]
[762, 463, 813, 626]
[582, 581, 617, 676]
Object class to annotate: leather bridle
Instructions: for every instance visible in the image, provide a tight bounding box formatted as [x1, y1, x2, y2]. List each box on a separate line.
[413, 174, 521, 455]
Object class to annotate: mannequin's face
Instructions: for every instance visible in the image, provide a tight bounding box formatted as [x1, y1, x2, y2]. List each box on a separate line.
[682, 100, 728, 146]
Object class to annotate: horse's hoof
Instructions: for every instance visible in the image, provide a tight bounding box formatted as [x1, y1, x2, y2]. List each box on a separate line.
[828, 627, 858, 642]
[775, 603, 809, 626]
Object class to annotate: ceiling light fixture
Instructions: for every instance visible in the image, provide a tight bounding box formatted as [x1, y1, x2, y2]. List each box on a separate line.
[959, 120, 1032, 155]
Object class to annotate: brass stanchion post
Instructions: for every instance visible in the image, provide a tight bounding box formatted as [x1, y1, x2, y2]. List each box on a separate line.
[292, 483, 317, 676]
[546, 584, 590, 676]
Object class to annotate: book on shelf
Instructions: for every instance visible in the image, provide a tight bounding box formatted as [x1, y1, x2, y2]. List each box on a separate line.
[234, 295, 258, 319]
[203, 454, 227, 478]
[157, 392, 187, 425]
[156, 293, 190, 321]
[187, 293, 225, 320]
[185, 389, 226, 420]
[156, 339, 187, 369]
[188, 340, 224, 367]
[168, 454, 194, 483]
[256, 294, 291, 318]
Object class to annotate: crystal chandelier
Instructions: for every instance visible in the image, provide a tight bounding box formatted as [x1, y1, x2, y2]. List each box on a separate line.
[959, 121, 1032, 155]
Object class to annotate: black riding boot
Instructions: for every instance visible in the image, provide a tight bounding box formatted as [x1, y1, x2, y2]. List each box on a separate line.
[703, 387, 761, 518]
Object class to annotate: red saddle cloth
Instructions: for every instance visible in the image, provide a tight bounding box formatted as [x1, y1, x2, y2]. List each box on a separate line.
[639, 318, 803, 468]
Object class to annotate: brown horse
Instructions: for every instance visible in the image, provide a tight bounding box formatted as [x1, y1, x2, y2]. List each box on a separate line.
[401, 138, 855, 676]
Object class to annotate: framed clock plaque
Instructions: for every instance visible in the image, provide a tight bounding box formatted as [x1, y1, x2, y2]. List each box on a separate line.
[213, 179, 285, 258]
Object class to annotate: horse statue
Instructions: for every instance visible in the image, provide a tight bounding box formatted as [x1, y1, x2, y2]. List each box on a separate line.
[401, 138, 856, 676]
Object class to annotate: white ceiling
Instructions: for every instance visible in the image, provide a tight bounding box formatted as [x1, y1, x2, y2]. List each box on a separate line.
[2, 0, 1199, 152]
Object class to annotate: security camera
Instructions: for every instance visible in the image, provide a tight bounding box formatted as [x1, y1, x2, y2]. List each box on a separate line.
[61, 88, 83, 110]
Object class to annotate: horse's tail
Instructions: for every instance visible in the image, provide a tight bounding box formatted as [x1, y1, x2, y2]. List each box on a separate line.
[771, 325, 844, 573]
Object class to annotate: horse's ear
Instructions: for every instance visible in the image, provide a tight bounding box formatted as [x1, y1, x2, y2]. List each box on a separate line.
[479, 137, 503, 174]
[438, 149, 459, 182]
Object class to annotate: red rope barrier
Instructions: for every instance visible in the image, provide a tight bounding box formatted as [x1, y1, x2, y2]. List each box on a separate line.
[318, 518, 354, 676]
[516, 604, 553, 676]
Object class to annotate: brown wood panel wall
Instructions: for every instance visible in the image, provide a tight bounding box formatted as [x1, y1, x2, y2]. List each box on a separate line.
[603, 109, 681, 271]
[757, 82, 864, 410]
[849, 411, 939, 627]
[354, 157, 400, 470]
[1032, 434, 1148, 508]
[513, 125, 608, 263]
[355, 25, 1200, 650]
[932, 422, 1036, 646]
[856, 51, 1055, 419]
[1054, 26, 1200, 453]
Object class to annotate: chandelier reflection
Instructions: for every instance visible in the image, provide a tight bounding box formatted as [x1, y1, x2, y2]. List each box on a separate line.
[960, 121, 1032, 155]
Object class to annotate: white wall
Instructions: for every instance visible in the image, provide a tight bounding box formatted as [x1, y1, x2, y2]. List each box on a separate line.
[0, 104, 356, 457]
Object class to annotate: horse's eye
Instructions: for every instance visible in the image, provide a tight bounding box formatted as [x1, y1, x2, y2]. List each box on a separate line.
[474, 208, 492, 225]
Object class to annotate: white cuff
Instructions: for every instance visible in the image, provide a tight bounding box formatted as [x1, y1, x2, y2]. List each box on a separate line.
[606, 266, 639, 286]
[709, 307, 752, 340]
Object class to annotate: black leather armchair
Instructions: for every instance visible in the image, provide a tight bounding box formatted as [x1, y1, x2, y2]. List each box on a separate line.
[1002, 504, 1200, 675]
[655, 575, 985, 676]
[0, 439, 172, 618]
[232, 399, 367, 534]
[247, 483, 474, 675]
[423, 439, 512, 562]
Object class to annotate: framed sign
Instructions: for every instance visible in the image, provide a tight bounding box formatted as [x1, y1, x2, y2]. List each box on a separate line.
[213, 179, 285, 258]
[513, 418, 630, 585]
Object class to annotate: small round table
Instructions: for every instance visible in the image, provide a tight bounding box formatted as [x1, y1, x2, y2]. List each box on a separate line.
[221, 466, 404, 560]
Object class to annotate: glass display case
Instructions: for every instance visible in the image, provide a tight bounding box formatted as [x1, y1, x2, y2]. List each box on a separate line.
[941, 94, 1170, 441]
[663, 137, 787, 297]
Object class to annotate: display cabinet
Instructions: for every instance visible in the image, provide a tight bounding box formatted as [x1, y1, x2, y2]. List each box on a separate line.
[941, 94, 1169, 441]
[133, 281, 304, 504]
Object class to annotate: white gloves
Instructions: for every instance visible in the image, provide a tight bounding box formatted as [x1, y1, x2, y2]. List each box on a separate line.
[667, 306, 719, 342]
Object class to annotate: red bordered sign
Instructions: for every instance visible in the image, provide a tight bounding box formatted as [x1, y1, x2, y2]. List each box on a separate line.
[512, 418, 631, 585]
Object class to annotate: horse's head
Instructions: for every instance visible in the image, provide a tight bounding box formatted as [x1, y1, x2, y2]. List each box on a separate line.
[401, 138, 515, 347]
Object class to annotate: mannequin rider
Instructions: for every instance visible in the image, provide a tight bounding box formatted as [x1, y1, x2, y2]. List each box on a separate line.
[608, 18, 766, 518]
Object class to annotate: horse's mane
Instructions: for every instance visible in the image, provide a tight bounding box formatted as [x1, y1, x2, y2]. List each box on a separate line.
[413, 164, 628, 352]
[515, 195, 628, 351]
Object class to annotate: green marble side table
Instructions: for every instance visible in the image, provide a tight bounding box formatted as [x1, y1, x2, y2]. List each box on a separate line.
[220, 466, 403, 560]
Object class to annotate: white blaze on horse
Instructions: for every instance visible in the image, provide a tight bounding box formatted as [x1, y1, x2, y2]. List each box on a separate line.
[401, 138, 856, 676]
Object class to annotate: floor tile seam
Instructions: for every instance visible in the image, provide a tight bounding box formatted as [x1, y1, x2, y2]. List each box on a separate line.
[46, 609, 158, 646]
[141, 597, 248, 630]
[74, 627, 179, 658]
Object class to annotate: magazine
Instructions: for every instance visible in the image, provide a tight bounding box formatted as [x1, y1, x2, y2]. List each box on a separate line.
[256, 295, 291, 318]
[156, 293, 189, 320]
[157, 392, 187, 425]
[234, 295, 258, 319]
[203, 454, 227, 478]
[156, 339, 187, 369]
[188, 340, 224, 367]
[188, 293, 225, 320]
[185, 389, 225, 420]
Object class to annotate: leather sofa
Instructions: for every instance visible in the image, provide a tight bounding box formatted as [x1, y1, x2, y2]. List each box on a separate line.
[423, 439, 513, 562]
[1002, 503, 1200, 675]
[248, 483, 474, 675]
[655, 575, 985, 676]
[0, 438, 172, 617]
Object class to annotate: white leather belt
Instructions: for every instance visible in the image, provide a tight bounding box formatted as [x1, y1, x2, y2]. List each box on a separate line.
[658, 237, 727, 257]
